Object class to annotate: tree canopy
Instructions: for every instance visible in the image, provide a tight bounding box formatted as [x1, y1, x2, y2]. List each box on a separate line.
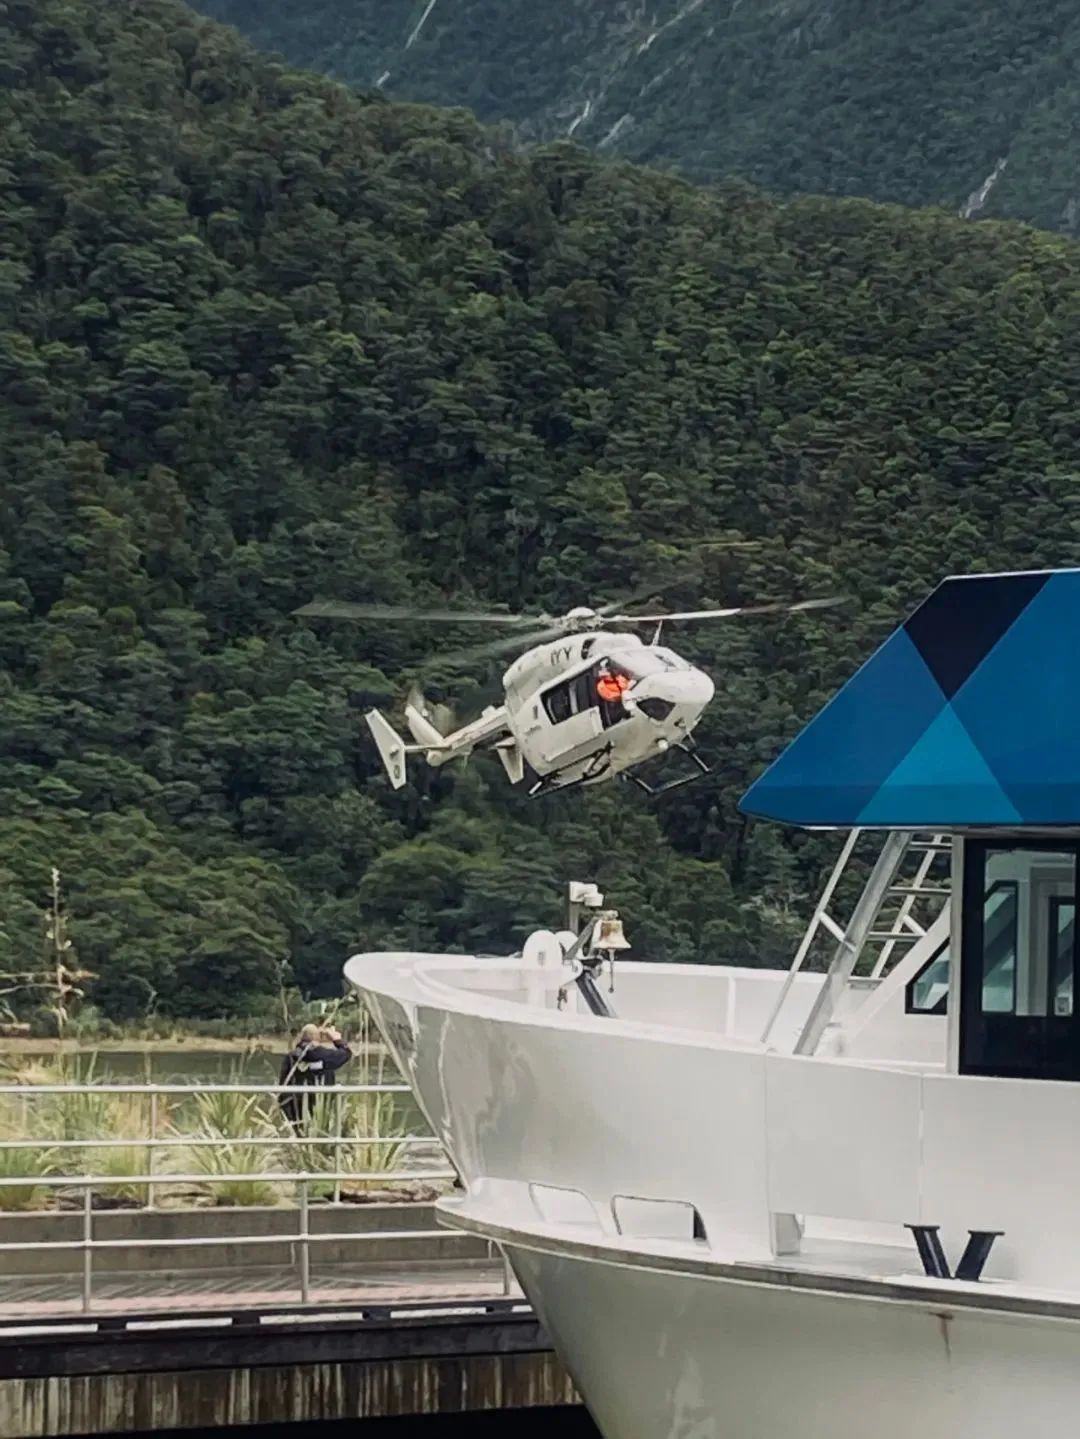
[197, 0, 1080, 235]
[3, 0, 1080, 1021]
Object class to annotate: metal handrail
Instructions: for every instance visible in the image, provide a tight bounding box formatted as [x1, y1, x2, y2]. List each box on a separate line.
[0, 1082, 412, 1094]
[0, 1169, 456, 1188]
[0, 1229, 459, 1253]
[0, 1079, 448, 1183]
[0, 1135, 433, 1150]
[0, 1078, 514, 1314]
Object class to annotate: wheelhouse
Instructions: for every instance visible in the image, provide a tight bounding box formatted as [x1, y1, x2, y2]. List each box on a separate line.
[741, 566, 1080, 1084]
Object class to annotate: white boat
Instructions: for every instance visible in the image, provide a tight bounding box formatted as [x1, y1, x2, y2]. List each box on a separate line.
[347, 567, 1080, 1438]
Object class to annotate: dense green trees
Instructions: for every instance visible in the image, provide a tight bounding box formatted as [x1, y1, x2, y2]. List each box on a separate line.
[3, 0, 1080, 1021]
[196, 0, 1080, 235]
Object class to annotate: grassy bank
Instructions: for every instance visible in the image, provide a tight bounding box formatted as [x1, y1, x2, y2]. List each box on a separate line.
[0, 1083, 423, 1212]
[0, 1013, 428, 1214]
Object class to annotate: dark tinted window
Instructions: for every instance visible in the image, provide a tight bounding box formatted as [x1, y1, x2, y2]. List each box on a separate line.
[571, 668, 597, 714]
[906, 942, 950, 1014]
[542, 681, 573, 723]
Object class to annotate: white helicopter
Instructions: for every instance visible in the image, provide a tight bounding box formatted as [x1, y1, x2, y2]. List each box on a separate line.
[296, 591, 841, 796]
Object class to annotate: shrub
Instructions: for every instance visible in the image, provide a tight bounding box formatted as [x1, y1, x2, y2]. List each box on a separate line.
[83, 1142, 152, 1206]
[177, 1075, 284, 1206]
[0, 1141, 55, 1211]
[184, 1134, 282, 1207]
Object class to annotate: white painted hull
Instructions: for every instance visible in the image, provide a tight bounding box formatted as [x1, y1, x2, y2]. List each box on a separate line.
[347, 948, 1080, 1437]
[504, 1238, 1080, 1439]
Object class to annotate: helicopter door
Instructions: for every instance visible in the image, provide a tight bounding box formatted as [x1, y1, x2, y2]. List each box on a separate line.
[538, 668, 604, 767]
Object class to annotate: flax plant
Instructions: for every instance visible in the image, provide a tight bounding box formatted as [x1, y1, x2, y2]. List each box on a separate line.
[177, 1070, 284, 1206]
[11, 1055, 154, 1204]
[84, 1140, 153, 1207]
[0, 1137, 56, 1210]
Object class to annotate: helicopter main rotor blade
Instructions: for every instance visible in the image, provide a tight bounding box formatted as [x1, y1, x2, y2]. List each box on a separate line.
[611, 596, 846, 623]
[595, 543, 763, 618]
[440, 625, 569, 669]
[294, 601, 548, 625]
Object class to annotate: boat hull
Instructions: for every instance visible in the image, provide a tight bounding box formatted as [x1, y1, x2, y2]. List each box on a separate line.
[503, 1238, 1080, 1439]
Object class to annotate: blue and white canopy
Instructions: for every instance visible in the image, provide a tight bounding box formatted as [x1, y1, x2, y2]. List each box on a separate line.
[740, 568, 1080, 828]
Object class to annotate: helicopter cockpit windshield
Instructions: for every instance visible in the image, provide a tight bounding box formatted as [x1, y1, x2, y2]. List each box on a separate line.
[601, 648, 698, 724]
[605, 647, 690, 677]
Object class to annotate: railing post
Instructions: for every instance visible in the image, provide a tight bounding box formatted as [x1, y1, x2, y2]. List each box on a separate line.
[502, 1249, 513, 1297]
[81, 1184, 93, 1314]
[333, 1088, 343, 1207]
[298, 1177, 310, 1304]
[147, 1091, 158, 1210]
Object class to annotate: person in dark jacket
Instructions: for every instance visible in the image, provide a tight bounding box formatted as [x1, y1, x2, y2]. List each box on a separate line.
[278, 1022, 352, 1129]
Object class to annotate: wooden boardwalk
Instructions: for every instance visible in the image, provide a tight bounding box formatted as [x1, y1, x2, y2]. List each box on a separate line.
[0, 1257, 512, 1320]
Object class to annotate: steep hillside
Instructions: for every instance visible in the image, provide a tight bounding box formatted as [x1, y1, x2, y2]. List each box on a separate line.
[197, 0, 1080, 234]
[4, 0, 1080, 1023]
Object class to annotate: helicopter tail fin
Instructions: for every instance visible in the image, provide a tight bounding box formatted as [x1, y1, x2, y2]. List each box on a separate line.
[404, 700, 445, 749]
[365, 709, 411, 789]
[495, 737, 524, 785]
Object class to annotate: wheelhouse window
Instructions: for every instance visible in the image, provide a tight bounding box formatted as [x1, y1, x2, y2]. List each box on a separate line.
[979, 879, 1019, 1014]
[1050, 896, 1075, 1017]
[959, 840, 1080, 1081]
[969, 849, 1072, 1019]
[906, 941, 950, 1015]
[907, 865, 1066, 1019]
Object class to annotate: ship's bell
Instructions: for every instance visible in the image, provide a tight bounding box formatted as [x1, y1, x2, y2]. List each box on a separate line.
[593, 911, 631, 951]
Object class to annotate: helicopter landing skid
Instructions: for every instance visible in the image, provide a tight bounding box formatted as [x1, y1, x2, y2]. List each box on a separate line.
[527, 746, 613, 798]
[624, 738, 711, 796]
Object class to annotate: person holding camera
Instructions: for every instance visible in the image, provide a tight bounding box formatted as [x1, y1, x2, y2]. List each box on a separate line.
[277, 1022, 352, 1129]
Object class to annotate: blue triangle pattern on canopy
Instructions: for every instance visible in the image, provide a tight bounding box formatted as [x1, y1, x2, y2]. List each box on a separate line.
[739, 568, 1080, 828]
[856, 705, 1022, 826]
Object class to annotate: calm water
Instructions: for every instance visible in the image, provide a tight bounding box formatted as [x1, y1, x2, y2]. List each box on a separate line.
[15, 1047, 304, 1083]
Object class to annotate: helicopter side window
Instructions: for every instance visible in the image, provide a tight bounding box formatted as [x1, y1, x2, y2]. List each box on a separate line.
[571, 669, 596, 715]
[542, 680, 574, 724]
[542, 662, 632, 728]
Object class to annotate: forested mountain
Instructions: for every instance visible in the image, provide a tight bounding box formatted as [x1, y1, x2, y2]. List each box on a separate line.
[196, 0, 1080, 236]
[4, 0, 1080, 1024]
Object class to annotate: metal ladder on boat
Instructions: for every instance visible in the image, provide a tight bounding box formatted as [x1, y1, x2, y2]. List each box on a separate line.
[759, 829, 952, 1053]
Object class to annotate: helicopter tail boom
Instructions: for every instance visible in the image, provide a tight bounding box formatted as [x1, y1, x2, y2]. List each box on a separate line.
[367, 701, 512, 789]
